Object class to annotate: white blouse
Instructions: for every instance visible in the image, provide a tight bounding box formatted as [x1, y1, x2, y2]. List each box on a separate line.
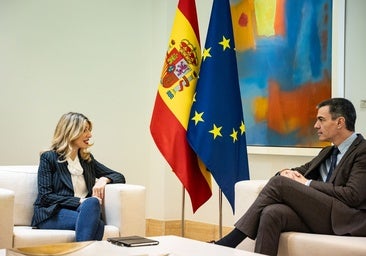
[67, 155, 88, 199]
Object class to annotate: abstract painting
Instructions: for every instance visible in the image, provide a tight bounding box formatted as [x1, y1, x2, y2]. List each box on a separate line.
[231, 0, 332, 147]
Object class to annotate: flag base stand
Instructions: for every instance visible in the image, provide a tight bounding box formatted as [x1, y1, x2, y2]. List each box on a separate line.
[219, 188, 223, 239]
[181, 186, 223, 239]
[181, 185, 185, 237]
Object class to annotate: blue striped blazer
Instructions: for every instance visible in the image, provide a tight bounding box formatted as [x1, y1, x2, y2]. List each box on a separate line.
[31, 150, 125, 227]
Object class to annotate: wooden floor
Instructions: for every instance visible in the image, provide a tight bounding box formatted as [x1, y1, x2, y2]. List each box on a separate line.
[145, 219, 233, 242]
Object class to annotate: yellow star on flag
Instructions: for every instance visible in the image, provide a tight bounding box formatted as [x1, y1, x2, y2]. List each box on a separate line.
[240, 121, 246, 135]
[209, 124, 223, 139]
[191, 111, 204, 125]
[219, 36, 230, 51]
[202, 47, 212, 61]
[192, 92, 197, 103]
[230, 128, 238, 142]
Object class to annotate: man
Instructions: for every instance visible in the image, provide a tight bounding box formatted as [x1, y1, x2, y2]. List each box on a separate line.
[215, 98, 366, 256]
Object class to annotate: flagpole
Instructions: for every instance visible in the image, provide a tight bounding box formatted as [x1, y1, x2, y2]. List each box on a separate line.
[181, 185, 185, 237]
[219, 188, 223, 239]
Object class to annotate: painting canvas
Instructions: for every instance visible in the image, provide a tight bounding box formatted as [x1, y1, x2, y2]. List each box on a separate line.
[231, 0, 332, 148]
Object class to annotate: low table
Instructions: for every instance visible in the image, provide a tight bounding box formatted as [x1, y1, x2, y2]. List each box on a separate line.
[6, 235, 262, 255]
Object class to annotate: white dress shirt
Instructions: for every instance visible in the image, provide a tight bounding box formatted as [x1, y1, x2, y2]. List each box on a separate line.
[67, 155, 88, 198]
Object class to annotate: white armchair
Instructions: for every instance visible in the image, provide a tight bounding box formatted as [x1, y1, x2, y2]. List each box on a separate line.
[0, 166, 146, 249]
[234, 180, 366, 256]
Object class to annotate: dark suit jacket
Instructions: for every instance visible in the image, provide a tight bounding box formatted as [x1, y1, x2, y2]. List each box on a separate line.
[31, 150, 125, 227]
[293, 134, 366, 236]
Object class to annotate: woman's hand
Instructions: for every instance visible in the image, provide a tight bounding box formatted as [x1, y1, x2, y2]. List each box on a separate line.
[80, 196, 102, 205]
[92, 177, 111, 200]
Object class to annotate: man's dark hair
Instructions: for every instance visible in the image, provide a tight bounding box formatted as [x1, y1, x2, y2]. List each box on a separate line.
[317, 98, 356, 132]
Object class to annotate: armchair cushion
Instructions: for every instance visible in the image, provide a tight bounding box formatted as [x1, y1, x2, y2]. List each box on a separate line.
[12, 225, 119, 248]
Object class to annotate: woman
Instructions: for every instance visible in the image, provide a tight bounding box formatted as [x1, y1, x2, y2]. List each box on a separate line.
[31, 112, 125, 241]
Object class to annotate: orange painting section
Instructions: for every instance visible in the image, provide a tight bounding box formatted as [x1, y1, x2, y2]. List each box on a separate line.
[231, 0, 256, 51]
[274, 0, 285, 35]
[253, 72, 331, 147]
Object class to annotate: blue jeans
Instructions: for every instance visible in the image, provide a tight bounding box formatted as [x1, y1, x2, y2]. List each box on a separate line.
[37, 197, 105, 241]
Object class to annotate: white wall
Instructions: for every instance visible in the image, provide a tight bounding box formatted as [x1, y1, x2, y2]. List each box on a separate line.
[345, 0, 366, 136]
[0, 0, 365, 228]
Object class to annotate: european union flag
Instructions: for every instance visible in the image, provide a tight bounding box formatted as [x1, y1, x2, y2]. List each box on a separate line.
[187, 0, 250, 211]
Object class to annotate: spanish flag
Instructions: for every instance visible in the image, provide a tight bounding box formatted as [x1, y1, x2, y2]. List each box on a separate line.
[150, 0, 212, 212]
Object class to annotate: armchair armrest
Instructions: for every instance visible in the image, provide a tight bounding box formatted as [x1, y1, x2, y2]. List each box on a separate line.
[0, 188, 15, 249]
[234, 180, 268, 222]
[104, 184, 146, 236]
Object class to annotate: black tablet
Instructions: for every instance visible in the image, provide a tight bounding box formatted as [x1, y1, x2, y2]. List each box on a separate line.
[107, 236, 159, 247]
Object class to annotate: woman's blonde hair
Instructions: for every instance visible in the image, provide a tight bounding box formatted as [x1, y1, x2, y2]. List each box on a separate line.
[50, 112, 93, 162]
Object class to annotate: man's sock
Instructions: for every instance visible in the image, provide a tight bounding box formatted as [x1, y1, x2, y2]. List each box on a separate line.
[215, 228, 247, 248]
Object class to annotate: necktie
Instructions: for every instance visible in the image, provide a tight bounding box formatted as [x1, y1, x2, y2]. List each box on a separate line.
[326, 147, 339, 182]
